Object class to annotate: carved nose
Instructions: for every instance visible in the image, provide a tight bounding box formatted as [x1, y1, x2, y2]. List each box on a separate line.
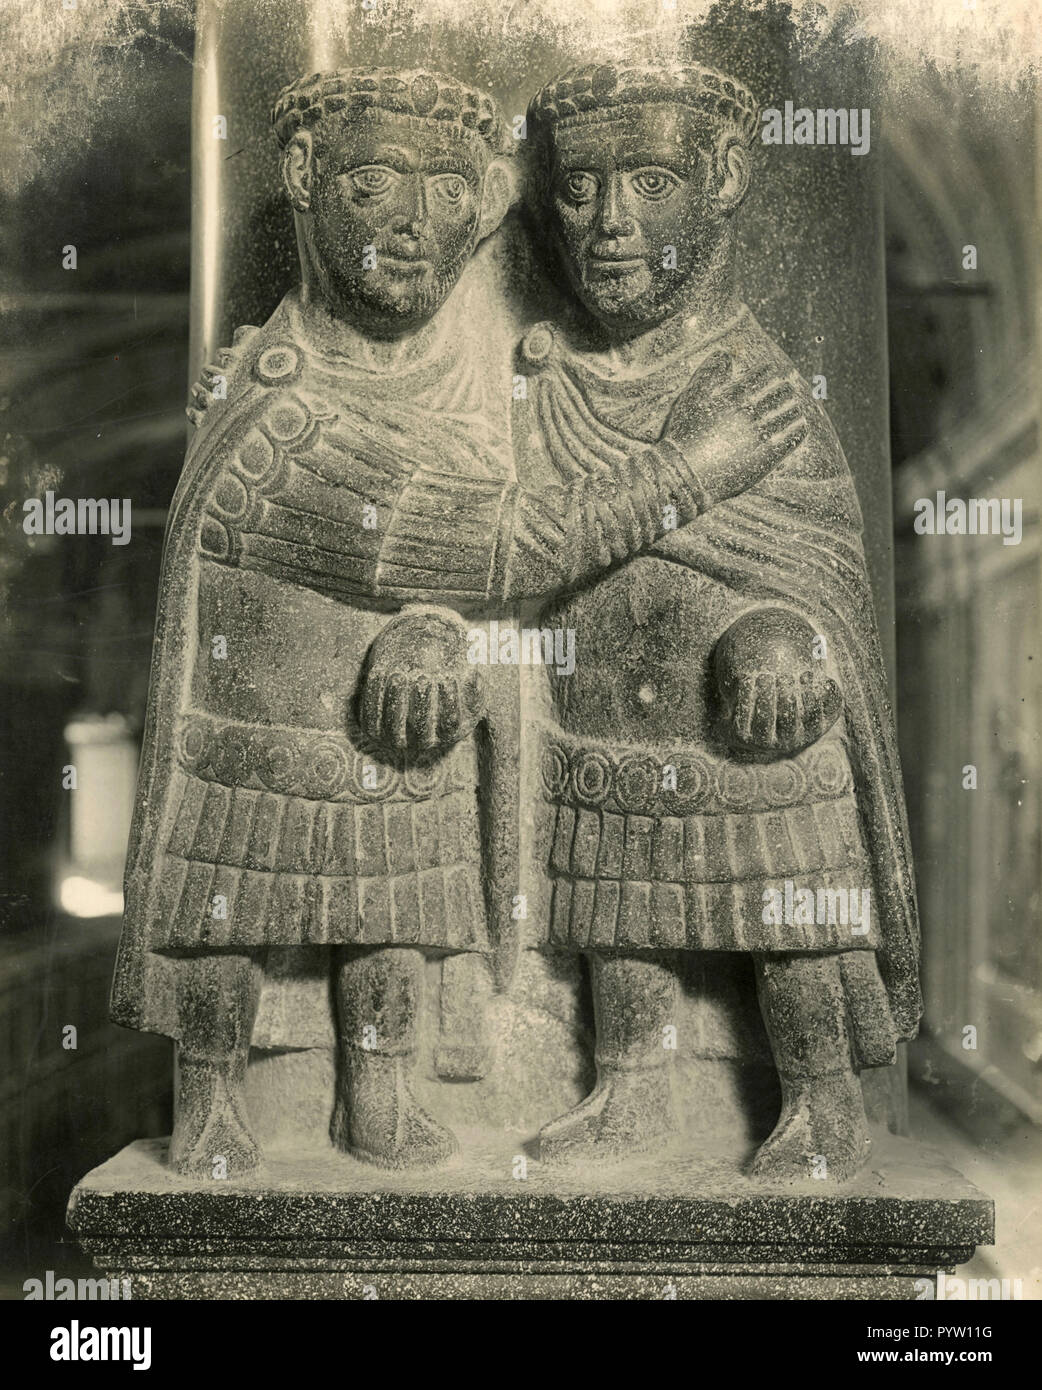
[391, 215, 427, 240]
[599, 178, 635, 237]
[397, 179, 430, 236]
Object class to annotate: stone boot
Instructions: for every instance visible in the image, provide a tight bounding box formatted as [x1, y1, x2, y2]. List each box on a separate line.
[334, 1052, 459, 1170]
[333, 945, 458, 1170]
[169, 951, 263, 1178]
[170, 1052, 260, 1178]
[752, 953, 872, 1184]
[539, 952, 680, 1164]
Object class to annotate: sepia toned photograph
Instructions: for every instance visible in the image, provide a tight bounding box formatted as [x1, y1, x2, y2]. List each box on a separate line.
[0, 0, 1038, 1347]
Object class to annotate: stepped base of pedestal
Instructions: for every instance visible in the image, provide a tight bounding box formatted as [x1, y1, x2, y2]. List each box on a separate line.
[68, 1132, 993, 1301]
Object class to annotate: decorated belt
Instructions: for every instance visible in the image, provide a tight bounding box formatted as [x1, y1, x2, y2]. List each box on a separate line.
[539, 731, 853, 817]
[177, 712, 478, 804]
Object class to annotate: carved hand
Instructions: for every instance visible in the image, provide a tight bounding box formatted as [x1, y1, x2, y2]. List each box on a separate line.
[359, 608, 486, 755]
[662, 350, 808, 500]
[714, 607, 842, 756]
[185, 329, 257, 427]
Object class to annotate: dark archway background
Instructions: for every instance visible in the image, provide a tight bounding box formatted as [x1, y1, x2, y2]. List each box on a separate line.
[884, 70, 1041, 1145]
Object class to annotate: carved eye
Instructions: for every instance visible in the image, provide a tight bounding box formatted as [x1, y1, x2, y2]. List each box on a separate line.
[348, 166, 398, 197]
[430, 173, 467, 206]
[630, 168, 681, 202]
[563, 171, 599, 204]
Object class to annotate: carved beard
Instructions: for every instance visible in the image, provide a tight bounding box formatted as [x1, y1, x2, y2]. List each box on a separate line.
[337, 244, 472, 327]
[580, 262, 657, 317]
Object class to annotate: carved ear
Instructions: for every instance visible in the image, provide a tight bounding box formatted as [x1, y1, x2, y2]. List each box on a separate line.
[281, 131, 314, 213]
[715, 139, 751, 214]
[476, 159, 516, 243]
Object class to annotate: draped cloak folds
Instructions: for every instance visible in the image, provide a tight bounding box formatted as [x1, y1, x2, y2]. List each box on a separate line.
[111, 290, 521, 1040]
[516, 306, 922, 1043]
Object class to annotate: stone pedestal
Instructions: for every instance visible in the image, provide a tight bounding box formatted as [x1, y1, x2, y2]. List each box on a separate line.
[68, 1133, 992, 1300]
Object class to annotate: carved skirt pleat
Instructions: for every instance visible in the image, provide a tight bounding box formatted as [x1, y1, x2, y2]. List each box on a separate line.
[151, 768, 487, 952]
[538, 795, 876, 952]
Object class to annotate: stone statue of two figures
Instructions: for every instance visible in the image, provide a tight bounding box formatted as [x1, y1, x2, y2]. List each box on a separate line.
[111, 60, 921, 1186]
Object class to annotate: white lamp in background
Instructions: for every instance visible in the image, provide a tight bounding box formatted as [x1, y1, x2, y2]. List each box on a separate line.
[58, 713, 137, 918]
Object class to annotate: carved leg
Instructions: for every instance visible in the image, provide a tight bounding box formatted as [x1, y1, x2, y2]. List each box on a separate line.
[169, 950, 263, 1178]
[538, 951, 679, 1164]
[752, 952, 871, 1184]
[332, 945, 458, 1170]
[434, 952, 495, 1080]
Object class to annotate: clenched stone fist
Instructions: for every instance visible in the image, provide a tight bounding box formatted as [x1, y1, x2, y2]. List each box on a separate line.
[358, 607, 486, 756]
[714, 606, 842, 756]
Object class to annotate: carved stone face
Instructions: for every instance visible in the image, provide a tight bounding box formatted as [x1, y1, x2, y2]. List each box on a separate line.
[544, 104, 723, 333]
[307, 112, 487, 334]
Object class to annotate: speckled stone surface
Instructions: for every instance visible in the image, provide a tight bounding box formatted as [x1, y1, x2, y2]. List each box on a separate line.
[68, 1132, 992, 1300]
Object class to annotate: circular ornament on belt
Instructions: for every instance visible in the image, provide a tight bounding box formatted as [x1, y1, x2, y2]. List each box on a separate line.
[403, 755, 444, 800]
[305, 741, 350, 798]
[715, 762, 761, 810]
[255, 343, 302, 386]
[540, 743, 570, 799]
[614, 753, 660, 814]
[661, 754, 710, 815]
[762, 759, 807, 807]
[349, 750, 397, 801]
[213, 732, 250, 786]
[807, 744, 851, 798]
[180, 720, 212, 770]
[259, 740, 299, 791]
[570, 748, 613, 806]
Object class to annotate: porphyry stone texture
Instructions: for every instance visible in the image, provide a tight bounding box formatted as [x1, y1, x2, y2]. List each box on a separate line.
[68, 1134, 992, 1300]
[112, 42, 919, 1189]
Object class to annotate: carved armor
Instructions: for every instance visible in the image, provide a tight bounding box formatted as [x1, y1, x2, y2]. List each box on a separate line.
[158, 313, 495, 952]
[516, 307, 919, 1053]
[112, 294, 510, 1032]
[113, 290, 748, 1034]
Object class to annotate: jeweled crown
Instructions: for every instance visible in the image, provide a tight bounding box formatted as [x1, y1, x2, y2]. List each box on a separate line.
[272, 68, 503, 152]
